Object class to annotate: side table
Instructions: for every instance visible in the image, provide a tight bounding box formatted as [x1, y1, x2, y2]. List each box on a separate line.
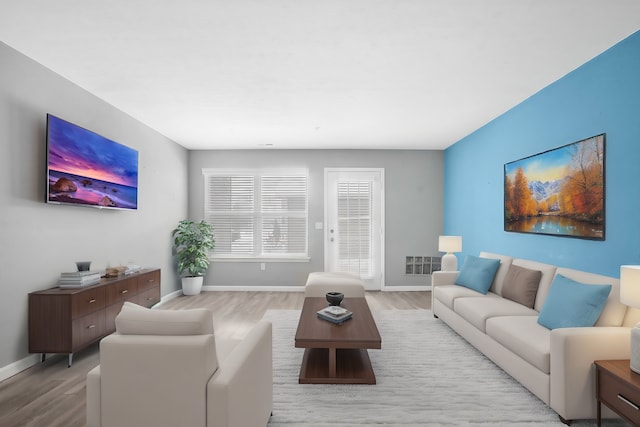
[594, 359, 640, 427]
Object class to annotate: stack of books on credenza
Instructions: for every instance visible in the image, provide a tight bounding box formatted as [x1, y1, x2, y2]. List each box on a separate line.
[59, 271, 102, 289]
[317, 305, 353, 324]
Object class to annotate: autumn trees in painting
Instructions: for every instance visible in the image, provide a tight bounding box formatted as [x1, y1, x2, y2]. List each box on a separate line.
[559, 138, 604, 222]
[505, 167, 538, 220]
[504, 135, 605, 239]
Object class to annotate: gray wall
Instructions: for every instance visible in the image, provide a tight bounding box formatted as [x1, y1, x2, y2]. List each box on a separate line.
[0, 43, 189, 371]
[189, 149, 444, 288]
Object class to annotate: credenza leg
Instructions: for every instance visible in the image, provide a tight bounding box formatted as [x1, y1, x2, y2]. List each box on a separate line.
[68, 353, 73, 368]
[41, 353, 46, 363]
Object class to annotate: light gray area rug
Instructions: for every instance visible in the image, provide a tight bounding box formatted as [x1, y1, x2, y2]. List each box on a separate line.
[262, 309, 619, 427]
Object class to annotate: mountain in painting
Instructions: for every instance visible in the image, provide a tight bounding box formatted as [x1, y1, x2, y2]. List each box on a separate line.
[528, 179, 562, 202]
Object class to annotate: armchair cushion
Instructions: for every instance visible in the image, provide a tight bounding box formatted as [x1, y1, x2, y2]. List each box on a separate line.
[116, 301, 214, 335]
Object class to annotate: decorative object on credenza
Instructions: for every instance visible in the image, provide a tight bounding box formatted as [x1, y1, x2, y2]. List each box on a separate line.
[125, 263, 141, 275]
[105, 264, 142, 278]
[105, 266, 126, 277]
[620, 265, 640, 373]
[504, 134, 605, 240]
[59, 270, 101, 288]
[438, 235, 462, 271]
[326, 291, 344, 306]
[172, 219, 215, 295]
[76, 261, 91, 271]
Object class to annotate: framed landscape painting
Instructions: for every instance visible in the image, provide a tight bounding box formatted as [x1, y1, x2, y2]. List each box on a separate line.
[504, 134, 605, 240]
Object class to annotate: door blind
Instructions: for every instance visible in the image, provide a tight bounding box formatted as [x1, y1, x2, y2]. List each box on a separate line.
[337, 180, 372, 276]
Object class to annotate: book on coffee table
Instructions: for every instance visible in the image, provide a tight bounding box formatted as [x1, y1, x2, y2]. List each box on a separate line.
[317, 306, 353, 324]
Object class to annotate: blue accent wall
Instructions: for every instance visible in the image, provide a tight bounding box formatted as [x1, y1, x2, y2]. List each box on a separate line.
[444, 30, 640, 277]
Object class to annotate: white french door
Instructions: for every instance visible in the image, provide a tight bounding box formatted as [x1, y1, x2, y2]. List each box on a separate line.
[324, 168, 384, 290]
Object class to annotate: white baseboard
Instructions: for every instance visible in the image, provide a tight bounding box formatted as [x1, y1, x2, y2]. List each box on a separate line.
[202, 285, 306, 292]
[0, 353, 40, 383]
[382, 285, 431, 291]
[155, 289, 183, 306]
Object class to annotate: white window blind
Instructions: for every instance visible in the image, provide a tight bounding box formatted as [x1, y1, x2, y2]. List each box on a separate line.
[337, 180, 372, 276]
[203, 169, 308, 259]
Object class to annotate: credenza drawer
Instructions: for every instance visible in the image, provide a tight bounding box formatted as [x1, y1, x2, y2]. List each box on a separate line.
[71, 286, 106, 319]
[72, 311, 106, 349]
[138, 270, 160, 292]
[107, 277, 138, 305]
[137, 286, 161, 308]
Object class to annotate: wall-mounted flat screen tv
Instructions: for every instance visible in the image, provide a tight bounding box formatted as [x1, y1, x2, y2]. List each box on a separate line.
[46, 114, 139, 210]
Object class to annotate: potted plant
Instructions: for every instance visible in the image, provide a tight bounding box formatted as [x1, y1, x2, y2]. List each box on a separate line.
[172, 219, 215, 295]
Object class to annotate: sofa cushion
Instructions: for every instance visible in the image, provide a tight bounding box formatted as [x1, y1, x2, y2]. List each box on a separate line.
[537, 275, 612, 330]
[454, 296, 538, 333]
[556, 267, 626, 327]
[486, 316, 551, 374]
[511, 259, 557, 311]
[455, 255, 501, 294]
[501, 264, 542, 309]
[116, 301, 214, 335]
[479, 252, 513, 295]
[433, 284, 499, 310]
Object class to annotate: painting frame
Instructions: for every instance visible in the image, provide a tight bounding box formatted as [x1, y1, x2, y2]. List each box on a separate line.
[504, 134, 605, 240]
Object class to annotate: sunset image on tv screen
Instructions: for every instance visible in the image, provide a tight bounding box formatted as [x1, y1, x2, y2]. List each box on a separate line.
[46, 115, 139, 210]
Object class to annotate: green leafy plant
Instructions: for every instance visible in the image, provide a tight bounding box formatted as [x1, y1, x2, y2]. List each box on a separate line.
[172, 220, 215, 277]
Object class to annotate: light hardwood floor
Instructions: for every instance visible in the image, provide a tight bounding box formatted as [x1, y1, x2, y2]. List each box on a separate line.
[0, 291, 430, 427]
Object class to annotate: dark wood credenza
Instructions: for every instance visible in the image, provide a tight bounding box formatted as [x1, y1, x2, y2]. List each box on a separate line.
[28, 268, 161, 366]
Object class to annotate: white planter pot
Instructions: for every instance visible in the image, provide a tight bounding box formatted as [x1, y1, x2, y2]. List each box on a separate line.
[182, 276, 204, 295]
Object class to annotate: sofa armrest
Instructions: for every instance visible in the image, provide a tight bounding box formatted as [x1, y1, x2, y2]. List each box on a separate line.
[432, 271, 458, 287]
[207, 321, 272, 427]
[550, 326, 631, 421]
[86, 366, 101, 427]
[431, 271, 458, 311]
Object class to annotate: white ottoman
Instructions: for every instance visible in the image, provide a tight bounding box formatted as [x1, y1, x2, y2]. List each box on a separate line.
[304, 272, 365, 297]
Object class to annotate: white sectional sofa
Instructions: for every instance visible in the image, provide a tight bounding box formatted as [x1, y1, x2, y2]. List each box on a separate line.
[432, 252, 640, 424]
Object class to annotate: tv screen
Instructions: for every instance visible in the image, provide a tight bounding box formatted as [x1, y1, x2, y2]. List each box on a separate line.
[46, 114, 139, 210]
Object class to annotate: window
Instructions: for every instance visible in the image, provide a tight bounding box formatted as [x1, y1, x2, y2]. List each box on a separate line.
[203, 168, 308, 260]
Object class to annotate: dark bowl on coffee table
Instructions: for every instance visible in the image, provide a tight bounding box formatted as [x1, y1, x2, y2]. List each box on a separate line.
[326, 292, 344, 306]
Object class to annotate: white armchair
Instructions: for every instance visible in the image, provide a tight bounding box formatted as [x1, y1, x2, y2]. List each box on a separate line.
[86, 302, 272, 427]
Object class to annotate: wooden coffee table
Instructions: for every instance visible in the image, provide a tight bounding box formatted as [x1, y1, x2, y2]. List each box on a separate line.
[294, 297, 382, 384]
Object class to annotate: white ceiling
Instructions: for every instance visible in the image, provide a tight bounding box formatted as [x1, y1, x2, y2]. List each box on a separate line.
[2, 1, 640, 150]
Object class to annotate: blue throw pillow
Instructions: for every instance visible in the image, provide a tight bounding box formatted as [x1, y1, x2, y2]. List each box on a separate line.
[455, 255, 501, 294]
[537, 275, 612, 329]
